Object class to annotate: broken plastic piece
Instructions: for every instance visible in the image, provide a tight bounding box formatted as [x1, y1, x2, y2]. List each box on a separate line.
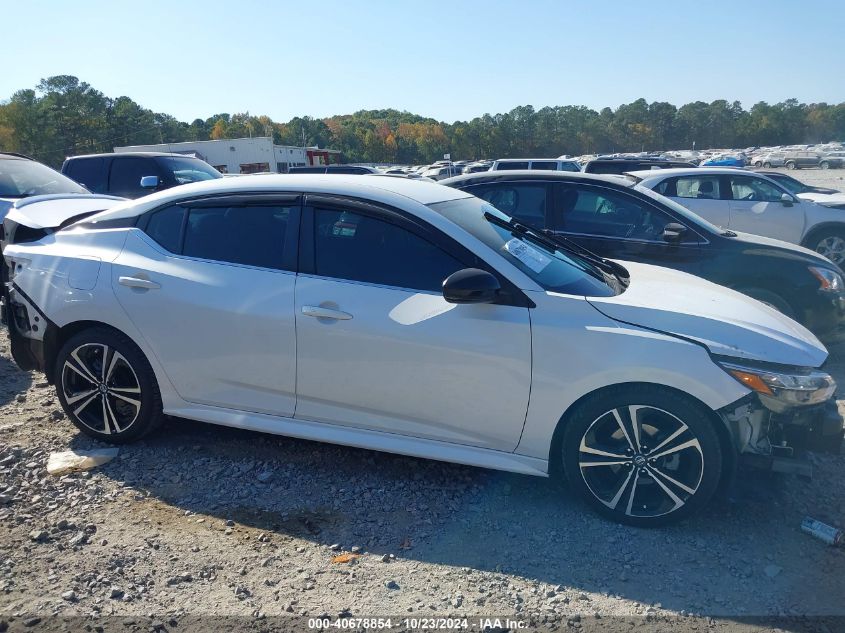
[46, 448, 120, 475]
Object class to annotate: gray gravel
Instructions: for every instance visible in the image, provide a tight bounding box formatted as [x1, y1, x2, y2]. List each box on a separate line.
[1, 184, 845, 626]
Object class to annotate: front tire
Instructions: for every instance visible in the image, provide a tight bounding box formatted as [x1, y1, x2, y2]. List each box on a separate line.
[762, 162, 772, 168]
[736, 287, 795, 319]
[55, 328, 164, 443]
[786, 161, 797, 170]
[820, 161, 830, 170]
[560, 385, 723, 527]
[811, 230, 845, 266]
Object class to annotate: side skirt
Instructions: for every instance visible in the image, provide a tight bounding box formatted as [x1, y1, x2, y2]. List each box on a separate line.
[165, 404, 550, 478]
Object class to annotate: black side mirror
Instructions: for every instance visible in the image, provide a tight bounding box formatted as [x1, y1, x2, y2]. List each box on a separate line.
[662, 222, 687, 243]
[442, 268, 501, 304]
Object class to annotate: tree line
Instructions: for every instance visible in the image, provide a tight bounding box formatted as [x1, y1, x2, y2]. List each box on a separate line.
[2, 75, 845, 168]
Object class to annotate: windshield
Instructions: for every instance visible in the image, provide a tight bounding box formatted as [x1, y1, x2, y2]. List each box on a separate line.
[769, 175, 806, 194]
[0, 158, 88, 198]
[429, 197, 618, 297]
[156, 157, 222, 184]
[633, 183, 728, 234]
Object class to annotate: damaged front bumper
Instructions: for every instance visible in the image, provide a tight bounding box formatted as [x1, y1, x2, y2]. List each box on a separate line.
[720, 392, 844, 478]
[6, 284, 54, 380]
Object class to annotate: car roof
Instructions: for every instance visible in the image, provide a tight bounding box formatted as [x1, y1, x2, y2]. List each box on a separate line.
[494, 158, 577, 162]
[86, 174, 474, 222]
[441, 170, 634, 188]
[65, 152, 196, 160]
[0, 152, 33, 161]
[628, 167, 744, 180]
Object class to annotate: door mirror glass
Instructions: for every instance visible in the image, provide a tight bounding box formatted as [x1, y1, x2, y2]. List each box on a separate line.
[140, 175, 160, 189]
[442, 268, 500, 304]
[780, 192, 794, 206]
[662, 222, 687, 243]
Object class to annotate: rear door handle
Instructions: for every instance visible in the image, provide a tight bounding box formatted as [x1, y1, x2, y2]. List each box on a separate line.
[301, 305, 353, 320]
[118, 276, 161, 290]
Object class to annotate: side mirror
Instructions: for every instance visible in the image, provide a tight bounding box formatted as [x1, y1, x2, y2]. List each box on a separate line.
[140, 175, 160, 189]
[780, 192, 794, 206]
[442, 268, 500, 304]
[662, 222, 687, 243]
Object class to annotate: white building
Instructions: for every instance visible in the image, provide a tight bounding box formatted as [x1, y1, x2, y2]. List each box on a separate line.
[114, 137, 340, 174]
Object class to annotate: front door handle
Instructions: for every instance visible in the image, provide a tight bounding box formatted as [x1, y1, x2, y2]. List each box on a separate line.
[118, 276, 161, 290]
[301, 305, 353, 320]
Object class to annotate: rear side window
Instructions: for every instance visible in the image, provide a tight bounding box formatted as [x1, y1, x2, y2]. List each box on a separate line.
[109, 158, 159, 198]
[496, 161, 529, 170]
[65, 158, 107, 193]
[674, 176, 721, 200]
[313, 209, 465, 292]
[470, 184, 548, 227]
[142, 204, 292, 270]
[531, 161, 558, 170]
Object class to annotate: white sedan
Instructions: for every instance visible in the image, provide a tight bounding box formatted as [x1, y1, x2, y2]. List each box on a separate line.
[3, 175, 839, 526]
[631, 167, 845, 265]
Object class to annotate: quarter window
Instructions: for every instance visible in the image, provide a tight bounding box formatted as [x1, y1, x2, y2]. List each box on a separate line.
[313, 209, 465, 292]
[145, 205, 185, 253]
[674, 176, 721, 200]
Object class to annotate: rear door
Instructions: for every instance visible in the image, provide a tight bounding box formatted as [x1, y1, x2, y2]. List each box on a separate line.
[293, 196, 532, 451]
[726, 174, 805, 243]
[112, 194, 299, 416]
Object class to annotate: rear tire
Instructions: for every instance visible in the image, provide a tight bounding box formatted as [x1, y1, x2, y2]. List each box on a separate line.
[821, 161, 830, 170]
[762, 162, 772, 168]
[55, 328, 164, 444]
[560, 385, 723, 527]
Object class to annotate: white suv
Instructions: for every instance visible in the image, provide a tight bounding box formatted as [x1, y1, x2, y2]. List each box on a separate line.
[4, 175, 839, 526]
[631, 167, 845, 265]
[491, 158, 581, 172]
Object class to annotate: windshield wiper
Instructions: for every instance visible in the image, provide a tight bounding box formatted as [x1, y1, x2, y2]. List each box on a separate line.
[483, 212, 630, 285]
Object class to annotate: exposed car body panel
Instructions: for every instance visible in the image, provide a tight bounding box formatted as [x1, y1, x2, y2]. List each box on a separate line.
[4, 194, 125, 229]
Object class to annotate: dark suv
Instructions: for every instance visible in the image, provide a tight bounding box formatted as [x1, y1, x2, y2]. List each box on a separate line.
[287, 165, 379, 174]
[62, 152, 222, 199]
[583, 157, 696, 175]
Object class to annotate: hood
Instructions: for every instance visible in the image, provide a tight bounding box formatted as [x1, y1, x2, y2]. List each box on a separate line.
[3, 194, 125, 230]
[729, 229, 840, 267]
[797, 192, 845, 208]
[587, 261, 828, 368]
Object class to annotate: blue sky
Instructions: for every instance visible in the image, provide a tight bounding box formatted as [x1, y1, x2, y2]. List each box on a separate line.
[5, 0, 845, 123]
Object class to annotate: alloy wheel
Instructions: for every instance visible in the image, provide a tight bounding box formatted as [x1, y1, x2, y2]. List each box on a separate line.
[815, 236, 845, 265]
[577, 405, 704, 519]
[61, 343, 142, 434]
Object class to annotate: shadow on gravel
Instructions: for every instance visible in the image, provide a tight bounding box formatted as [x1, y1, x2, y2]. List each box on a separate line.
[0, 352, 32, 407]
[69, 416, 845, 621]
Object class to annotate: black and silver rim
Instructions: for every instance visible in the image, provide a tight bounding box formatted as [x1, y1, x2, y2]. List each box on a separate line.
[61, 343, 141, 434]
[815, 236, 845, 265]
[578, 406, 704, 518]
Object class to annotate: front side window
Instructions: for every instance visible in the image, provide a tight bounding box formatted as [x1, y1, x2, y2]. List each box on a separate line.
[553, 185, 686, 242]
[729, 176, 785, 202]
[156, 157, 222, 184]
[142, 203, 292, 269]
[674, 175, 721, 200]
[313, 209, 465, 292]
[470, 184, 548, 227]
[0, 158, 88, 197]
[109, 158, 159, 198]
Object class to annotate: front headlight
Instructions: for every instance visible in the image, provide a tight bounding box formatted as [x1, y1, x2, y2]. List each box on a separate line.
[809, 266, 844, 292]
[718, 360, 836, 411]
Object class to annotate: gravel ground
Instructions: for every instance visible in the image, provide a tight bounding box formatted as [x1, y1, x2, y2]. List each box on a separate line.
[1, 171, 845, 631]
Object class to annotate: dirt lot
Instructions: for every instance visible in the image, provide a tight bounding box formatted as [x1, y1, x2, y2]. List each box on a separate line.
[2, 170, 845, 631]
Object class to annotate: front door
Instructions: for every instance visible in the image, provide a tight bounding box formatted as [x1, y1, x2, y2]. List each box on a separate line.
[293, 199, 532, 451]
[726, 174, 805, 244]
[112, 198, 299, 416]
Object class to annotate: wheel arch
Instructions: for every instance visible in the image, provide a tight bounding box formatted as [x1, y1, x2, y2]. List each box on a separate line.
[45, 320, 144, 384]
[801, 222, 845, 250]
[548, 381, 736, 492]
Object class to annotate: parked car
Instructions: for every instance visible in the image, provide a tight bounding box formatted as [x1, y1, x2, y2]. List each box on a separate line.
[0, 152, 125, 311]
[62, 152, 222, 199]
[751, 152, 787, 168]
[582, 158, 696, 175]
[632, 168, 845, 265]
[288, 165, 380, 175]
[491, 158, 581, 172]
[441, 170, 845, 341]
[779, 151, 842, 170]
[699, 154, 745, 167]
[420, 165, 464, 180]
[4, 175, 842, 526]
[463, 162, 493, 174]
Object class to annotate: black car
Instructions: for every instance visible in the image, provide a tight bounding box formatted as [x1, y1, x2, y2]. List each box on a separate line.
[583, 157, 697, 174]
[441, 170, 845, 341]
[287, 165, 379, 175]
[62, 152, 222, 199]
[755, 171, 840, 196]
